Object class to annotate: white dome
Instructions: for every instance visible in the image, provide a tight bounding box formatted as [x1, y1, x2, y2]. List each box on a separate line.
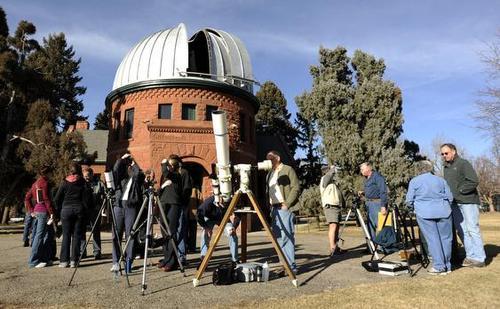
[112, 23, 254, 93]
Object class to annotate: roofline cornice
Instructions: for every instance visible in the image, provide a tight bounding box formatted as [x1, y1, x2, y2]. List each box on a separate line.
[105, 78, 260, 112]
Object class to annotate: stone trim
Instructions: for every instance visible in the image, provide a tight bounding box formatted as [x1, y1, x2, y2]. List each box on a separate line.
[106, 77, 260, 112]
[148, 124, 213, 134]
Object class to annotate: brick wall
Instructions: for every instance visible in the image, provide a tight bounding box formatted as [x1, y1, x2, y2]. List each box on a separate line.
[107, 86, 257, 198]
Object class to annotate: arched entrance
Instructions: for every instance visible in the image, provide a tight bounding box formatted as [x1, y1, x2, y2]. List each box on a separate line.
[182, 161, 208, 192]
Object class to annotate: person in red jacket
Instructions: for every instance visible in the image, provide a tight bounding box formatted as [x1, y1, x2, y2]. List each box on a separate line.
[25, 166, 55, 268]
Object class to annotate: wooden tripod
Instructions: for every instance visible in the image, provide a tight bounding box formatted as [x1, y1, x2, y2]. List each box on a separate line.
[192, 190, 298, 287]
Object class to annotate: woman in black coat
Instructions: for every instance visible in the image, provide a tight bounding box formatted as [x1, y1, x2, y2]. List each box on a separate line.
[54, 162, 90, 268]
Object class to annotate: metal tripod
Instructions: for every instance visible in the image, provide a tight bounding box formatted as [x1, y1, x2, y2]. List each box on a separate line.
[68, 189, 130, 287]
[193, 189, 298, 287]
[120, 185, 185, 295]
[368, 204, 429, 276]
[337, 202, 380, 260]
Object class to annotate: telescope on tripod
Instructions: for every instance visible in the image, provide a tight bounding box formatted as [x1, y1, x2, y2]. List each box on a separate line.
[193, 111, 298, 287]
[68, 170, 131, 287]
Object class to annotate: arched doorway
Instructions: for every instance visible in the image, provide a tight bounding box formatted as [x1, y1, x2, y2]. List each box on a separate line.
[182, 161, 208, 192]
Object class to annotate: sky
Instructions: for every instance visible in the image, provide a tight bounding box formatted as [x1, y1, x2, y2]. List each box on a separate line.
[2, 0, 499, 158]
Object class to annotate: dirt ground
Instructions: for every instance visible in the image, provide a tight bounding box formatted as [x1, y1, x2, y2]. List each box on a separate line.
[0, 214, 498, 309]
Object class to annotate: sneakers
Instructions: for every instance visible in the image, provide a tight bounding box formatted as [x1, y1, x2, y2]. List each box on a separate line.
[70, 261, 76, 268]
[110, 263, 120, 272]
[462, 258, 485, 268]
[427, 267, 448, 275]
[330, 247, 347, 258]
[35, 262, 47, 268]
[59, 262, 69, 268]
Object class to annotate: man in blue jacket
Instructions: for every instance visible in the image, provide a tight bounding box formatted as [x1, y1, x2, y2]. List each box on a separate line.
[359, 162, 388, 241]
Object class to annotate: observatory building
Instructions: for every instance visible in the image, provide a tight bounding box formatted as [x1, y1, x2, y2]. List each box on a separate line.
[106, 23, 259, 195]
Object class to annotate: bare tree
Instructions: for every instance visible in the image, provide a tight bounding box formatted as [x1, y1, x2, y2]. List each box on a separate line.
[475, 30, 500, 164]
[428, 135, 469, 176]
[474, 156, 499, 212]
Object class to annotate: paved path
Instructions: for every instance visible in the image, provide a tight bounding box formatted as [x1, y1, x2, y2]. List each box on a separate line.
[0, 228, 418, 308]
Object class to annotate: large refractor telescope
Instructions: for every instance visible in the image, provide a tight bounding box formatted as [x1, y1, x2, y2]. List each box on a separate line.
[211, 110, 233, 201]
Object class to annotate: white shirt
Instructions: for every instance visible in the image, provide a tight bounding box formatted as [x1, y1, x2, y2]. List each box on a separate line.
[268, 164, 284, 205]
[121, 178, 133, 201]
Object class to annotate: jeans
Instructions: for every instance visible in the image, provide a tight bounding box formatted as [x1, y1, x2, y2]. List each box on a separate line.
[60, 207, 84, 263]
[366, 201, 382, 240]
[80, 208, 102, 256]
[176, 207, 187, 262]
[28, 212, 49, 266]
[417, 215, 453, 271]
[271, 208, 296, 272]
[452, 203, 486, 263]
[200, 221, 239, 262]
[23, 213, 35, 244]
[112, 206, 136, 264]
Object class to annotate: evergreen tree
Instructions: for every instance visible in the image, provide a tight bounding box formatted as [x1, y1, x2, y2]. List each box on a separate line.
[94, 107, 110, 130]
[17, 99, 86, 185]
[26, 33, 86, 129]
[294, 107, 322, 188]
[255, 81, 298, 155]
[298, 47, 418, 205]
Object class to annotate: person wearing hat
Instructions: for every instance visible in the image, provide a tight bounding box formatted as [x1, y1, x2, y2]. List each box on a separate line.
[320, 165, 347, 257]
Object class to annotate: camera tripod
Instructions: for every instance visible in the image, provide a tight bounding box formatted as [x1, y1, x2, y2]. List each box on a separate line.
[68, 189, 131, 287]
[337, 200, 381, 260]
[374, 205, 429, 274]
[120, 184, 185, 295]
[193, 189, 298, 288]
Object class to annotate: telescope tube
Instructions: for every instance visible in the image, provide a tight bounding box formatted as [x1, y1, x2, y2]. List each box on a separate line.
[212, 110, 232, 200]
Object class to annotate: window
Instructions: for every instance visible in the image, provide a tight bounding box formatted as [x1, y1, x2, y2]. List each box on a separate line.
[182, 104, 196, 120]
[239, 112, 247, 142]
[113, 112, 121, 141]
[158, 104, 172, 119]
[124, 108, 134, 139]
[205, 105, 218, 121]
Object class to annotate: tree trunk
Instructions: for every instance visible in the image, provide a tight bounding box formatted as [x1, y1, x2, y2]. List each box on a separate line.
[1, 206, 11, 224]
[1, 90, 16, 161]
[0, 172, 25, 223]
[487, 195, 496, 212]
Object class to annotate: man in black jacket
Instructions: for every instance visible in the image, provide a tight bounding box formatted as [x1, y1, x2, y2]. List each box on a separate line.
[441, 143, 486, 267]
[110, 153, 144, 273]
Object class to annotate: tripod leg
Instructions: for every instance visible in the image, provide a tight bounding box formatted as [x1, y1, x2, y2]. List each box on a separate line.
[247, 191, 297, 287]
[337, 208, 353, 245]
[356, 208, 380, 260]
[109, 198, 131, 287]
[141, 192, 154, 295]
[155, 196, 185, 274]
[119, 197, 148, 265]
[193, 191, 241, 287]
[68, 198, 107, 286]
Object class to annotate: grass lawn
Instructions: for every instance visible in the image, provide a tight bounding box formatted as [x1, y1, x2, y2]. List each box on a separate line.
[240, 213, 500, 309]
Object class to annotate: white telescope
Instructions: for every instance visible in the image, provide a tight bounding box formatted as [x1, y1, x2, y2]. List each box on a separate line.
[104, 171, 116, 190]
[211, 110, 232, 201]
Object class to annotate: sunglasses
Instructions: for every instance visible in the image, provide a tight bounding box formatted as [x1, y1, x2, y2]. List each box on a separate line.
[441, 152, 449, 156]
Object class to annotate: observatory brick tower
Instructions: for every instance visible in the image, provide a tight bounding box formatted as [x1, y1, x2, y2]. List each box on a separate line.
[105, 24, 259, 196]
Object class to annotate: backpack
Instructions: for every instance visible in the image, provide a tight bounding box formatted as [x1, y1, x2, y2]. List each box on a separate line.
[212, 263, 236, 285]
[320, 177, 341, 207]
